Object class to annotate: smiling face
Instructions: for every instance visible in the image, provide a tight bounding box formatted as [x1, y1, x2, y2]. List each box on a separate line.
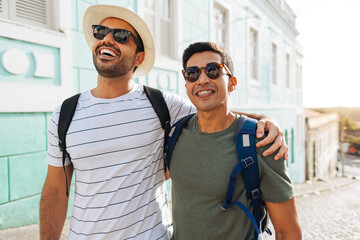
[185, 51, 236, 113]
[92, 17, 144, 78]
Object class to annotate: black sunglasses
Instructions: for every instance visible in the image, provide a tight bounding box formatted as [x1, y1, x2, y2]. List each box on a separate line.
[92, 25, 141, 48]
[182, 62, 232, 82]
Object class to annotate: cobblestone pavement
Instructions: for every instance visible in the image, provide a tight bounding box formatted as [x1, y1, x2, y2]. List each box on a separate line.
[264, 179, 360, 240]
[263, 153, 360, 240]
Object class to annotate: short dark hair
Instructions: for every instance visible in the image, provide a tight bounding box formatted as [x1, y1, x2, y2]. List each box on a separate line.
[133, 30, 144, 73]
[135, 32, 144, 53]
[182, 42, 234, 75]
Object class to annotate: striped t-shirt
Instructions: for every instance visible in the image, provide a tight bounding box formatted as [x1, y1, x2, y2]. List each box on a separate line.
[46, 84, 194, 240]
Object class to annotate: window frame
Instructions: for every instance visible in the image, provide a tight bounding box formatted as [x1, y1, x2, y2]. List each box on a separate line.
[285, 129, 289, 166]
[211, 0, 231, 51]
[285, 53, 291, 89]
[0, 0, 56, 30]
[0, 0, 72, 112]
[297, 63, 302, 90]
[291, 128, 295, 164]
[248, 27, 259, 82]
[140, 0, 178, 61]
[270, 42, 278, 86]
[0, 0, 10, 19]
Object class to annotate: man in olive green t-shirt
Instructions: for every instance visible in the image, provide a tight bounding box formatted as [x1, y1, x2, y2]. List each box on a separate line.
[168, 42, 302, 240]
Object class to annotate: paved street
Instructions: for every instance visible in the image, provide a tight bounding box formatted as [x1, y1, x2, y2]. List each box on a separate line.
[296, 180, 360, 239]
[264, 179, 360, 240]
[264, 153, 360, 240]
[343, 153, 360, 178]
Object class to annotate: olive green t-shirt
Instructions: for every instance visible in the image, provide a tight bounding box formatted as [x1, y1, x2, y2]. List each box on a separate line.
[170, 115, 294, 240]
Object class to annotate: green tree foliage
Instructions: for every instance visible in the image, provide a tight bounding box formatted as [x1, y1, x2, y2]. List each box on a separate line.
[315, 107, 360, 122]
[342, 115, 360, 130]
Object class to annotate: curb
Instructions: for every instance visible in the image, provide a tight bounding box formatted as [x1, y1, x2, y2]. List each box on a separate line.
[294, 176, 357, 198]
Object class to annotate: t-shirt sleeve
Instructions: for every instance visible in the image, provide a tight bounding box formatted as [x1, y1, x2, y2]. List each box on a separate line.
[161, 90, 196, 125]
[255, 135, 294, 203]
[46, 105, 71, 167]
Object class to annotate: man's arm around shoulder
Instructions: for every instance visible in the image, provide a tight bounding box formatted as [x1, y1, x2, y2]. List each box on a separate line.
[265, 197, 302, 240]
[40, 164, 73, 240]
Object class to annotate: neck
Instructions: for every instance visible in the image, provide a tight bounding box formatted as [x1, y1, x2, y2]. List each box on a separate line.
[91, 75, 134, 98]
[197, 108, 236, 133]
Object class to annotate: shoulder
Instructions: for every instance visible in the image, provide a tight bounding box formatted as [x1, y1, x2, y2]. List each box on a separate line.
[51, 92, 88, 123]
[160, 89, 187, 104]
[157, 89, 195, 122]
[174, 113, 197, 130]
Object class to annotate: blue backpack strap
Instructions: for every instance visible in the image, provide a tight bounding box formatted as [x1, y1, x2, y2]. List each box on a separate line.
[164, 113, 195, 171]
[219, 116, 270, 239]
[238, 116, 264, 239]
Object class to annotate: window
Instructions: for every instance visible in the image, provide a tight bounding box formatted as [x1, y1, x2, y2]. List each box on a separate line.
[286, 53, 290, 88]
[0, 0, 53, 30]
[143, 0, 174, 59]
[0, 0, 71, 112]
[291, 128, 295, 164]
[249, 28, 258, 80]
[270, 43, 277, 85]
[213, 3, 227, 49]
[285, 129, 289, 167]
[297, 114, 304, 148]
[0, 1, 5, 18]
[297, 63, 302, 90]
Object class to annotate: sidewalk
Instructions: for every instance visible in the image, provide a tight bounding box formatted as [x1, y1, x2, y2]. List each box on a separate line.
[293, 175, 358, 198]
[0, 176, 358, 240]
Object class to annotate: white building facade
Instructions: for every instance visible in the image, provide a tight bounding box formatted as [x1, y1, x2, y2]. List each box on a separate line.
[305, 110, 339, 180]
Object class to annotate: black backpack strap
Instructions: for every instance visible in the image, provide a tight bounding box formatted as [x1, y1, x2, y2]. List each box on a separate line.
[58, 93, 80, 196]
[164, 114, 195, 171]
[143, 86, 171, 146]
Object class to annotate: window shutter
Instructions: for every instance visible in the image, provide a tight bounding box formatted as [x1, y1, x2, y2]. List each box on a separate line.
[160, 19, 171, 57]
[159, 0, 171, 58]
[144, 12, 155, 35]
[0, 0, 3, 14]
[14, 0, 49, 28]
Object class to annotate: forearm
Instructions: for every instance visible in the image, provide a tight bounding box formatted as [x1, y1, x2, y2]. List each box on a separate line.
[266, 198, 302, 240]
[40, 165, 72, 240]
[40, 186, 69, 240]
[275, 230, 302, 240]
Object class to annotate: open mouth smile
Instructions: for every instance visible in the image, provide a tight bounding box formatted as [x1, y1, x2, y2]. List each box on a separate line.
[195, 88, 216, 98]
[100, 48, 117, 57]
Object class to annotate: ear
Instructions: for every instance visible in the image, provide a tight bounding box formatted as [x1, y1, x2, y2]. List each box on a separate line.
[228, 77, 237, 93]
[134, 51, 145, 67]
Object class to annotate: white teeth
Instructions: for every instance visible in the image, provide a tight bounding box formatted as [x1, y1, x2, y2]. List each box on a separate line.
[197, 90, 213, 96]
[100, 49, 116, 57]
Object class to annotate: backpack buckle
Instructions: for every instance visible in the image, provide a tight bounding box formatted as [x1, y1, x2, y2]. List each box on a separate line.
[59, 140, 64, 152]
[218, 202, 231, 211]
[241, 156, 254, 167]
[251, 188, 261, 199]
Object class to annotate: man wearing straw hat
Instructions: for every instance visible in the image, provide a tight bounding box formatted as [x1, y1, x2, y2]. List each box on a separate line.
[40, 4, 288, 240]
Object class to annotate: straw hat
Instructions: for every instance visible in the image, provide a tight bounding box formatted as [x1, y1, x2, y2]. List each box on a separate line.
[83, 4, 155, 78]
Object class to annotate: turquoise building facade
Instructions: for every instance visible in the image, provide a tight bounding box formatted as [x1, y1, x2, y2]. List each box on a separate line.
[0, 0, 304, 229]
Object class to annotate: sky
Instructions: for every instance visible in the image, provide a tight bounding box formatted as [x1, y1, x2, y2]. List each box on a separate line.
[286, 0, 360, 108]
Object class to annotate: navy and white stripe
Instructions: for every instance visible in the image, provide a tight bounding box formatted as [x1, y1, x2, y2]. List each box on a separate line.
[46, 84, 194, 240]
